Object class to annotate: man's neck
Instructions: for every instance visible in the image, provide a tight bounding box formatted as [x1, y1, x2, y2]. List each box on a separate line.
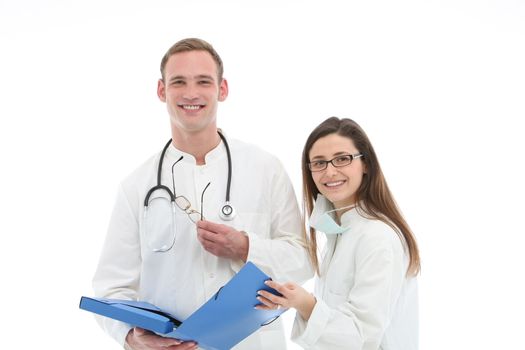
[171, 127, 221, 165]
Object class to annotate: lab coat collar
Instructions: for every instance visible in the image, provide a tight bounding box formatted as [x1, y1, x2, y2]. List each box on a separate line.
[338, 206, 362, 229]
[165, 132, 228, 165]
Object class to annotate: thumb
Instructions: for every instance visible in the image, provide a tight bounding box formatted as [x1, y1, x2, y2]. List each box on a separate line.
[133, 327, 146, 336]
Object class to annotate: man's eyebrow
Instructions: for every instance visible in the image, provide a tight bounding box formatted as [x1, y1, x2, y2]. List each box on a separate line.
[195, 74, 215, 81]
[168, 74, 215, 82]
[168, 75, 185, 82]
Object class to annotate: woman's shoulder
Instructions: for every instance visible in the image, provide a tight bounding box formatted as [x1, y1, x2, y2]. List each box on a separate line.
[353, 214, 405, 254]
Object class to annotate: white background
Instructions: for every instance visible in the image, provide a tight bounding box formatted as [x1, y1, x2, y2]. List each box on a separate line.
[1, 0, 524, 348]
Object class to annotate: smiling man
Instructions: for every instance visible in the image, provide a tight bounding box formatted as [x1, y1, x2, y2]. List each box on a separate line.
[92, 38, 312, 350]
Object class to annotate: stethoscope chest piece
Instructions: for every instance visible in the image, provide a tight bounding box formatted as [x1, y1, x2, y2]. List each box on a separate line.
[220, 201, 236, 221]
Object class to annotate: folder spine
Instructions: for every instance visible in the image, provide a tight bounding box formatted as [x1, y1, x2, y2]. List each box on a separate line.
[79, 297, 174, 334]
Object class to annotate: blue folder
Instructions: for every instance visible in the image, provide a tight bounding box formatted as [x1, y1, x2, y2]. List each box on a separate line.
[80, 261, 286, 350]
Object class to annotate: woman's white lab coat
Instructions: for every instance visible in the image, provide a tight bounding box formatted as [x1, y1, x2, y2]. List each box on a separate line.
[92, 137, 312, 349]
[292, 205, 418, 350]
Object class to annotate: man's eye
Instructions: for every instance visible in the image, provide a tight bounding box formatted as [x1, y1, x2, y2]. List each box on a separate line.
[171, 80, 184, 85]
[199, 80, 212, 85]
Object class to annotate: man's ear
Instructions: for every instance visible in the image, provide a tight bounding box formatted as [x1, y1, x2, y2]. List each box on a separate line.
[218, 78, 229, 101]
[157, 79, 166, 102]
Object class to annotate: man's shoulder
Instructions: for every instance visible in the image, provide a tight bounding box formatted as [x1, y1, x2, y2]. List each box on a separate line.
[228, 138, 280, 164]
[120, 152, 158, 189]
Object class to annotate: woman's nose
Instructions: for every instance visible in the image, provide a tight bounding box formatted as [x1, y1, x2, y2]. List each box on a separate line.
[324, 162, 339, 176]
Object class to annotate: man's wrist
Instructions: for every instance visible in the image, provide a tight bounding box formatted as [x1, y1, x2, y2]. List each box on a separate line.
[238, 231, 249, 262]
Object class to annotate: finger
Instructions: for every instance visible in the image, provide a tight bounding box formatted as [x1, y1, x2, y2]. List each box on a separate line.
[254, 294, 276, 310]
[264, 280, 281, 290]
[133, 327, 147, 336]
[254, 303, 273, 310]
[168, 341, 197, 349]
[199, 239, 225, 257]
[256, 294, 277, 308]
[160, 338, 183, 347]
[139, 332, 181, 347]
[199, 228, 218, 239]
[257, 290, 285, 305]
[197, 220, 230, 234]
[197, 228, 223, 243]
[264, 280, 288, 296]
[198, 234, 219, 249]
[132, 327, 158, 339]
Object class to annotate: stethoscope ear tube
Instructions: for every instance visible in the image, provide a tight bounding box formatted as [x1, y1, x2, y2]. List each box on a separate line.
[143, 185, 175, 207]
[217, 131, 236, 220]
[146, 131, 236, 220]
[144, 138, 176, 207]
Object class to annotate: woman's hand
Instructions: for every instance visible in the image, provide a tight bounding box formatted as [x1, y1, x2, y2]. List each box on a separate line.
[256, 280, 316, 321]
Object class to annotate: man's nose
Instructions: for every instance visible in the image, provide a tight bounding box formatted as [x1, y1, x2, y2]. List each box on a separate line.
[182, 83, 199, 99]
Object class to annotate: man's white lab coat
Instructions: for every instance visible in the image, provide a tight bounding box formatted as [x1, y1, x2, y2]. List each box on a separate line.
[93, 137, 312, 349]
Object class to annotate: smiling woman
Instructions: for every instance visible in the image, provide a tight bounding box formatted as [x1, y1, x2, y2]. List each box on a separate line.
[256, 117, 420, 350]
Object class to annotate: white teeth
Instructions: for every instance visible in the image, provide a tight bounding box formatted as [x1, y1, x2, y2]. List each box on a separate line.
[182, 105, 201, 110]
[325, 181, 344, 187]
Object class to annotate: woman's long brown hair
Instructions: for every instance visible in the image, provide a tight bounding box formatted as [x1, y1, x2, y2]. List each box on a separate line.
[302, 117, 421, 276]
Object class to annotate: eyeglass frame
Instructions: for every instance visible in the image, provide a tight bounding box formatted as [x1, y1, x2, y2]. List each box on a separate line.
[173, 182, 210, 222]
[308, 153, 364, 172]
[171, 158, 210, 222]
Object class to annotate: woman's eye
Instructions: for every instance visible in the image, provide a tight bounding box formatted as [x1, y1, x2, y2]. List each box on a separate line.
[335, 156, 351, 164]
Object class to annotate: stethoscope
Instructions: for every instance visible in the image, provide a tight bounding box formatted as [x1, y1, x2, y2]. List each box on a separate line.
[143, 130, 236, 221]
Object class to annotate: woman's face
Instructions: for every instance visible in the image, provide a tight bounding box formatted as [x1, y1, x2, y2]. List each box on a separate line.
[309, 133, 366, 209]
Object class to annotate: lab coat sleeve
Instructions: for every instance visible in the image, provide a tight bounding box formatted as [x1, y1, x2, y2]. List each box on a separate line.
[291, 232, 406, 349]
[240, 159, 313, 283]
[92, 183, 142, 347]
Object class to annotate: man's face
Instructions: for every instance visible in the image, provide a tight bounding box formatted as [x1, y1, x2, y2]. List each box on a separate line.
[157, 50, 228, 134]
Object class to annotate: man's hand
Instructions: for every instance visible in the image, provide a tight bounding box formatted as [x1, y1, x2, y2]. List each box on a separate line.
[196, 220, 249, 261]
[124, 328, 197, 350]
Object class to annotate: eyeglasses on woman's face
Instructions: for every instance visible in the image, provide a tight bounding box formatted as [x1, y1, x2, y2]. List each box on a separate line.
[308, 153, 363, 172]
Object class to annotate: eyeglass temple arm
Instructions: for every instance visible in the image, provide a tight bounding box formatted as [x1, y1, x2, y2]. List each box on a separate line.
[170, 156, 184, 196]
[200, 182, 211, 220]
